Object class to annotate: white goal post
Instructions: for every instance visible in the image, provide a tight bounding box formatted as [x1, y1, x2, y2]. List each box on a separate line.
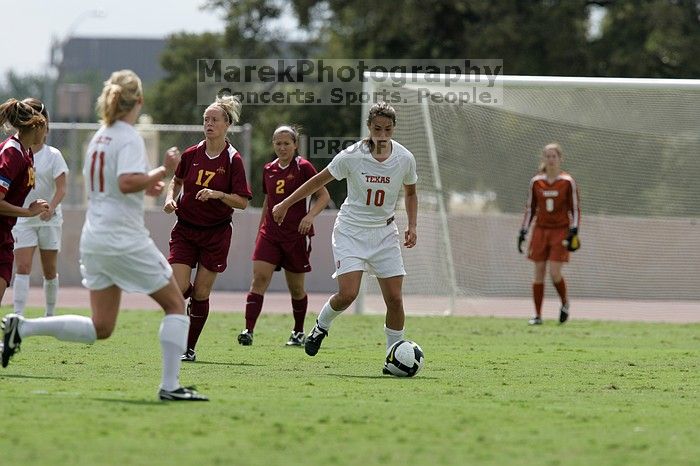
[356, 73, 700, 316]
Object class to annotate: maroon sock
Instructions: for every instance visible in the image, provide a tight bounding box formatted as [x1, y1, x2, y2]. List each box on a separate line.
[533, 283, 544, 317]
[291, 295, 308, 333]
[182, 283, 193, 300]
[187, 298, 209, 351]
[245, 292, 264, 332]
[553, 279, 568, 305]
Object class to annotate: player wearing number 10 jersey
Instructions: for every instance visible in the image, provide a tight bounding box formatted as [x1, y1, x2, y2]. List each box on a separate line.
[271, 102, 419, 370]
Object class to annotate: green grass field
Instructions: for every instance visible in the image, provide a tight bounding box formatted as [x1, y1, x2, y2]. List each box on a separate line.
[0, 309, 698, 466]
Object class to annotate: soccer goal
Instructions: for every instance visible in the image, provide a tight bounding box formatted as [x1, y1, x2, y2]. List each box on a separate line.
[357, 73, 700, 316]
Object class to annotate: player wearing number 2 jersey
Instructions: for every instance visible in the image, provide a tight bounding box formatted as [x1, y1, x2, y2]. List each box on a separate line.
[1, 70, 207, 401]
[272, 102, 418, 372]
[163, 95, 252, 362]
[237, 125, 330, 347]
[518, 143, 580, 326]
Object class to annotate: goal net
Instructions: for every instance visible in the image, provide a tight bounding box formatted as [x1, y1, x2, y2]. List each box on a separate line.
[358, 74, 700, 315]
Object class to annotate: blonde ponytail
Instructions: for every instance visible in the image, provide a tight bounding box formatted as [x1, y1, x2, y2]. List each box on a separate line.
[96, 70, 143, 125]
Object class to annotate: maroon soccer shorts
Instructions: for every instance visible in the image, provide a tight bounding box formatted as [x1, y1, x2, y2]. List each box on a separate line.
[528, 226, 570, 263]
[252, 234, 312, 273]
[168, 221, 232, 273]
[0, 230, 14, 285]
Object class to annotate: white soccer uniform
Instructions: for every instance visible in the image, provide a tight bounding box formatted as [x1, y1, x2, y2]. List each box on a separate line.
[80, 121, 171, 293]
[327, 139, 418, 278]
[12, 145, 69, 250]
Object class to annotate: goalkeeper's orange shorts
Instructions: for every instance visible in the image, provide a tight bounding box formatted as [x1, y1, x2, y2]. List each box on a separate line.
[527, 226, 569, 263]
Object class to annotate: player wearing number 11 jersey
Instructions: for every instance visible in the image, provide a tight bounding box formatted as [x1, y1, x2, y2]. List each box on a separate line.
[271, 102, 418, 371]
[2, 70, 208, 401]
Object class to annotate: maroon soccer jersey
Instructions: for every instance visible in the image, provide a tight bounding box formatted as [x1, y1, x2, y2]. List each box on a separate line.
[0, 135, 35, 232]
[259, 156, 318, 241]
[174, 140, 252, 227]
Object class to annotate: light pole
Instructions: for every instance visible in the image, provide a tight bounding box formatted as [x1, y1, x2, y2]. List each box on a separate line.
[46, 9, 106, 206]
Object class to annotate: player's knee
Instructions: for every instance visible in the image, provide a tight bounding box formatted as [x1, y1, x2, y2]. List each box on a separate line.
[15, 263, 32, 275]
[251, 275, 271, 294]
[384, 294, 403, 310]
[191, 287, 211, 301]
[336, 290, 358, 307]
[287, 284, 305, 298]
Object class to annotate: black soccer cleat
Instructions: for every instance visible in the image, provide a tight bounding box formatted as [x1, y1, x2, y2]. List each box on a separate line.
[2, 314, 23, 368]
[304, 321, 328, 356]
[559, 302, 570, 324]
[181, 348, 196, 362]
[285, 331, 305, 347]
[158, 386, 209, 401]
[237, 329, 253, 346]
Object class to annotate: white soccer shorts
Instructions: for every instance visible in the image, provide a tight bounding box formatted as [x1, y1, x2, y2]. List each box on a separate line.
[331, 220, 406, 279]
[13, 225, 62, 251]
[80, 241, 172, 294]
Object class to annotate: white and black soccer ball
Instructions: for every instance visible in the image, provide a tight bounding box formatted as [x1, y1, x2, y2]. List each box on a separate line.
[385, 340, 424, 377]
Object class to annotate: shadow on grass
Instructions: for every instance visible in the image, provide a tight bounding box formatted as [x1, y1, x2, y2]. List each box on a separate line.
[91, 397, 167, 406]
[0, 374, 68, 381]
[327, 373, 438, 380]
[191, 361, 264, 367]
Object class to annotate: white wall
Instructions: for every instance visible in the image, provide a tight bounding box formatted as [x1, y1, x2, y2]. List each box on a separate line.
[41, 207, 339, 293]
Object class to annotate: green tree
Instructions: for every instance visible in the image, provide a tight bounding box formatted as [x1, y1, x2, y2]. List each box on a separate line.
[591, 1, 700, 78]
[0, 71, 51, 103]
[149, 32, 225, 124]
[292, 0, 593, 75]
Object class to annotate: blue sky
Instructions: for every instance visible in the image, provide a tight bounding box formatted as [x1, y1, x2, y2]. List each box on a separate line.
[3, 0, 226, 79]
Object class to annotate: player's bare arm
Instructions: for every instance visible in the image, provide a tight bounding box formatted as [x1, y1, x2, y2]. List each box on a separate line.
[40, 172, 66, 221]
[0, 194, 49, 217]
[163, 177, 183, 213]
[404, 183, 417, 248]
[273, 168, 334, 225]
[119, 146, 181, 194]
[195, 189, 248, 209]
[299, 186, 331, 235]
[257, 196, 268, 231]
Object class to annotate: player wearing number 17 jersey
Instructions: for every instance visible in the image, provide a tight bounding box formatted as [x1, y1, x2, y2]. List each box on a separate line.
[163, 95, 251, 362]
[271, 102, 419, 371]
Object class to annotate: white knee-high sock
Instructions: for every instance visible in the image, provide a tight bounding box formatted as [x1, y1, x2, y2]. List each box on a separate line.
[384, 325, 405, 351]
[13, 274, 30, 316]
[159, 314, 189, 391]
[18, 315, 96, 343]
[43, 276, 59, 317]
[316, 300, 343, 331]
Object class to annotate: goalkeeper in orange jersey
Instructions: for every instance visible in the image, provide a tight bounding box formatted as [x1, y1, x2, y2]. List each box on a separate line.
[518, 143, 580, 325]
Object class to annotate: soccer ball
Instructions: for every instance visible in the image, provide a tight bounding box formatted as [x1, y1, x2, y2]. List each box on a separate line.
[385, 340, 425, 377]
